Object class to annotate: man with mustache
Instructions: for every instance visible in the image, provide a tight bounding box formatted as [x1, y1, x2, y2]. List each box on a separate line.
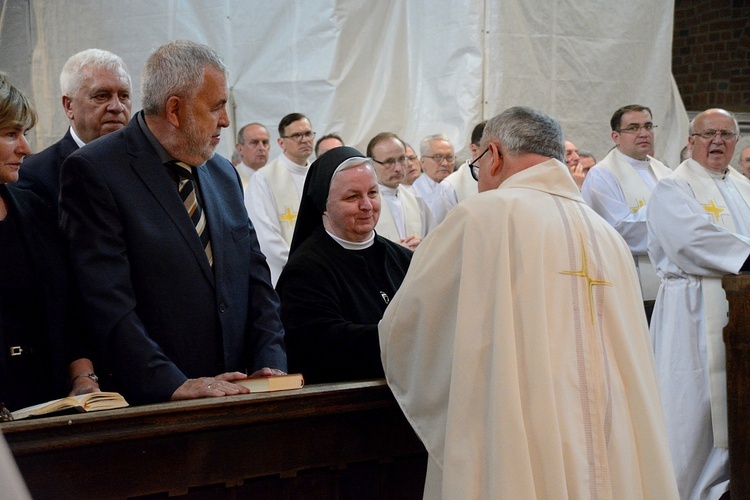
[582, 105, 672, 321]
[18, 49, 132, 213]
[59, 40, 287, 405]
[647, 108, 748, 499]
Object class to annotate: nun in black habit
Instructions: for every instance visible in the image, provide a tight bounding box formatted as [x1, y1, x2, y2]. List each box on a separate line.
[275, 147, 412, 384]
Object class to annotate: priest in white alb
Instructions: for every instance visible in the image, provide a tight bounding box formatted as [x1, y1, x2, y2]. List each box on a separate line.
[379, 106, 678, 499]
[647, 108, 750, 500]
[442, 120, 484, 210]
[367, 133, 436, 251]
[244, 113, 314, 285]
[582, 105, 673, 321]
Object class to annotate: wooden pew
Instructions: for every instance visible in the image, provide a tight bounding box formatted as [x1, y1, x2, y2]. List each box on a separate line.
[1, 380, 427, 499]
[723, 274, 750, 499]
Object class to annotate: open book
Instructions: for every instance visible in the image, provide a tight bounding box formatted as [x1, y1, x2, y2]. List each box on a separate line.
[11, 392, 129, 420]
[234, 373, 304, 393]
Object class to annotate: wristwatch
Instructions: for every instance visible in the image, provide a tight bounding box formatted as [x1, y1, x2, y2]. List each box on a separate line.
[72, 372, 99, 383]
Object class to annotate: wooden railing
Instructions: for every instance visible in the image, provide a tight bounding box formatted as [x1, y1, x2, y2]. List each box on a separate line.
[723, 274, 750, 499]
[1, 380, 426, 499]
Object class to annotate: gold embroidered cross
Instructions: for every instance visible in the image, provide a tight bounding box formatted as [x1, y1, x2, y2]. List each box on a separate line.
[280, 207, 297, 226]
[701, 199, 725, 223]
[560, 232, 613, 324]
[630, 199, 646, 213]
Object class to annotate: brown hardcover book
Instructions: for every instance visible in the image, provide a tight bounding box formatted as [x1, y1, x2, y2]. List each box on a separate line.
[234, 373, 305, 393]
[11, 392, 129, 420]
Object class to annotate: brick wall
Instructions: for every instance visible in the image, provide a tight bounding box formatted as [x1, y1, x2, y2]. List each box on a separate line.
[672, 0, 750, 112]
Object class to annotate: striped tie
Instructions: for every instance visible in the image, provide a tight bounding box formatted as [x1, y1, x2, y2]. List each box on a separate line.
[170, 161, 213, 266]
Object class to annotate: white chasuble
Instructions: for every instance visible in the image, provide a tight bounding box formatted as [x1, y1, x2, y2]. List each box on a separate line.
[381, 159, 677, 499]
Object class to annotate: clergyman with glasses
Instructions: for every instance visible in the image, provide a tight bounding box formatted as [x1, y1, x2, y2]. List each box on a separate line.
[647, 108, 748, 500]
[380, 106, 678, 498]
[367, 132, 436, 251]
[244, 112, 316, 285]
[581, 104, 673, 319]
[412, 133, 456, 223]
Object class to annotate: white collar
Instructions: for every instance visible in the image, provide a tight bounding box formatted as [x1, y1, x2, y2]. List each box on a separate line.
[326, 229, 375, 250]
[69, 126, 86, 148]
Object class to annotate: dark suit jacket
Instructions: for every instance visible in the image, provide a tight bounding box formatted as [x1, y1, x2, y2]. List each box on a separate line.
[0, 184, 87, 403]
[17, 129, 78, 210]
[59, 115, 287, 404]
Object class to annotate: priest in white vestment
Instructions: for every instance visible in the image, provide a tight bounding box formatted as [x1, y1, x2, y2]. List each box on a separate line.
[647, 108, 750, 500]
[443, 121, 485, 210]
[234, 123, 270, 190]
[582, 105, 673, 309]
[380, 107, 678, 499]
[412, 134, 455, 223]
[244, 113, 314, 285]
[367, 133, 436, 250]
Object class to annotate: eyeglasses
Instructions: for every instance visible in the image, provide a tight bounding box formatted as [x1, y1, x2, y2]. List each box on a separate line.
[423, 154, 456, 164]
[281, 131, 316, 142]
[469, 148, 489, 181]
[372, 155, 408, 169]
[406, 155, 418, 162]
[616, 124, 657, 134]
[691, 129, 738, 141]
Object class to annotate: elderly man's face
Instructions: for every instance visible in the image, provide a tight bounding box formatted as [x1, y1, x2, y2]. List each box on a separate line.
[371, 137, 406, 189]
[612, 110, 654, 161]
[237, 124, 270, 170]
[404, 146, 421, 185]
[738, 146, 750, 178]
[279, 118, 314, 165]
[564, 141, 579, 169]
[580, 156, 596, 173]
[420, 139, 455, 183]
[178, 65, 230, 166]
[689, 110, 739, 173]
[64, 65, 132, 144]
[324, 165, 380, 242]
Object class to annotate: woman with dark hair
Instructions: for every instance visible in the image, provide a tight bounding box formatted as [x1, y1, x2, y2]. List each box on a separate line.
[0, 73, 98, 414]
[276, 147, 412, 384]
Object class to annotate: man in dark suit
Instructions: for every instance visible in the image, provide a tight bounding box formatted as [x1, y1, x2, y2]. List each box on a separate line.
[59, 40, 287, 405]
[18, 49, 132, 209]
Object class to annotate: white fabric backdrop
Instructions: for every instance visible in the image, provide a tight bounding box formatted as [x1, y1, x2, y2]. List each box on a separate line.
[0, 0, 688, 167]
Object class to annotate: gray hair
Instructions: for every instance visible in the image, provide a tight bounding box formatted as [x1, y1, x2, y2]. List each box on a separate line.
[481, 107, 564, 162]
[141, 40, 228, 116]
[59, 49, 131, 97]
[419, 133, 452, 156]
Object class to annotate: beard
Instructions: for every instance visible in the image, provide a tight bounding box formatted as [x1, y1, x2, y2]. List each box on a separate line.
[180, 115, 217, 165]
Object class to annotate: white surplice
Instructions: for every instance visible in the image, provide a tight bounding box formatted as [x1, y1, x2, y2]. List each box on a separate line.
[243, 154, 308, 285]
[442, 160, 478, 210]
[412, 173, 453, 224]
[581, 148, 672, 300]
[375, 184, 436, 243]
[380, 158, 678, 499]
[235, 161, 257, 191]
[647, 159, 750, 500]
